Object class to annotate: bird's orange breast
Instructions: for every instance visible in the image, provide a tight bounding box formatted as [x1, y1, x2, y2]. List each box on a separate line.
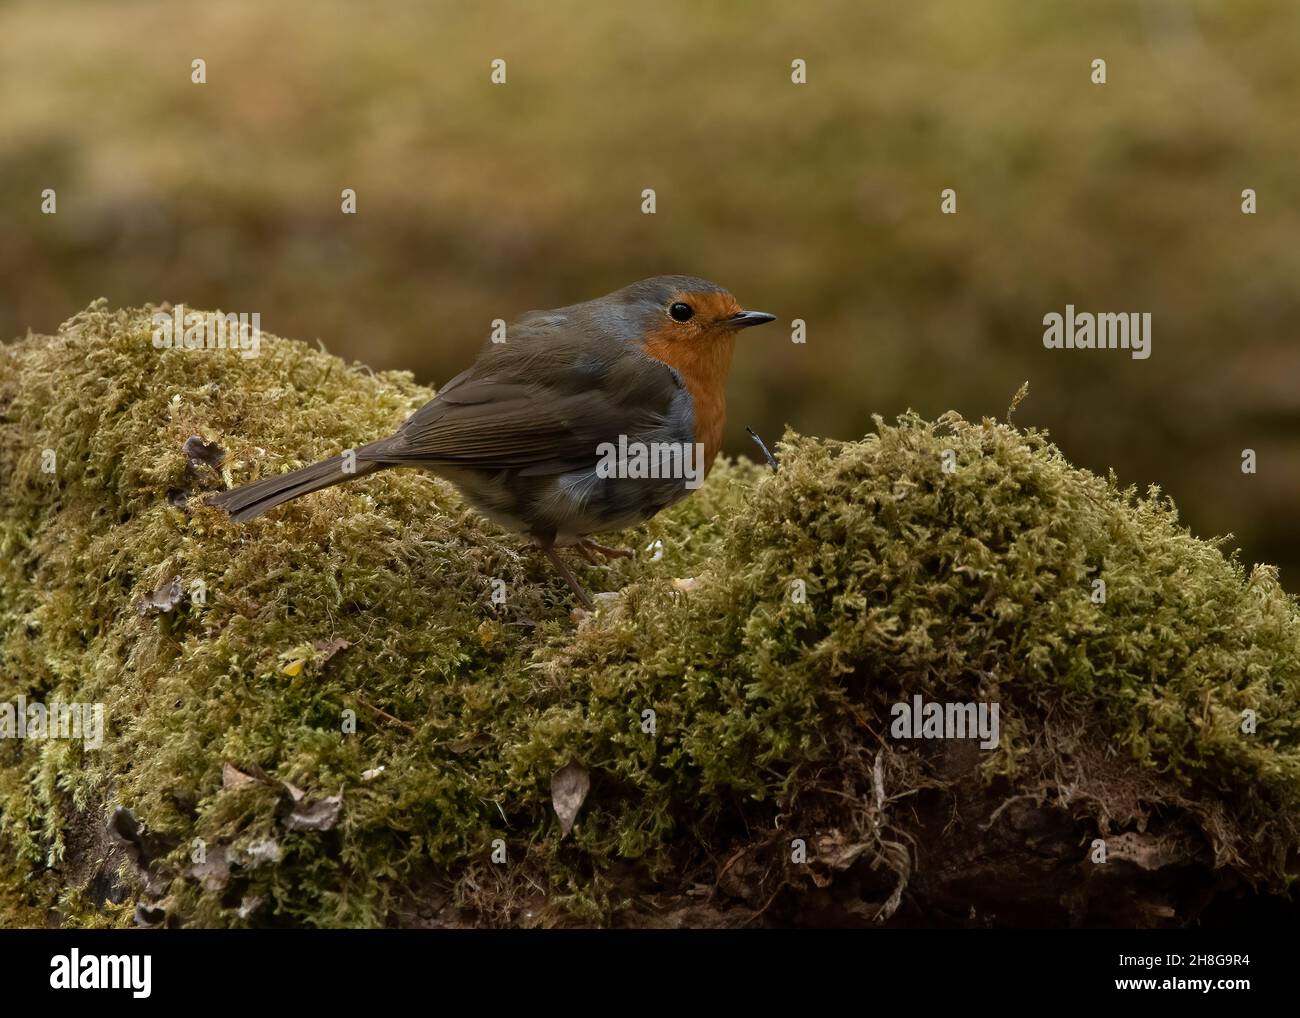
[639, 328, 737, 476]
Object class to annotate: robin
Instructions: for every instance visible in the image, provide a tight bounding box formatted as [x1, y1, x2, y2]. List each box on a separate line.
[206, 275, 775, 607]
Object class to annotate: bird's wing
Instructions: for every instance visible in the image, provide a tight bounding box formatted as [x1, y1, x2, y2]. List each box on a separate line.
[369, 344, 685, 477]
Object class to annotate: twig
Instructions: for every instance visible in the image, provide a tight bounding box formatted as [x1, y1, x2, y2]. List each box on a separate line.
[746, 427, 779, 472]
[355, 694, 416, 734]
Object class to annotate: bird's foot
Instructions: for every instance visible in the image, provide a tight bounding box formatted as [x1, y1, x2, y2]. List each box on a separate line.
[577, 538, 636, 561]
[541, 547, 594, 609]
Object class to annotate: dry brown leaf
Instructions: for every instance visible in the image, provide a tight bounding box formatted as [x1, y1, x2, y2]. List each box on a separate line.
[222, 762, 259, 789]
[551, 760, 590, 839]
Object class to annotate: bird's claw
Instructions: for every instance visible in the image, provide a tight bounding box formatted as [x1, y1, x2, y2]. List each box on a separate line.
[577, 539, 636, 561]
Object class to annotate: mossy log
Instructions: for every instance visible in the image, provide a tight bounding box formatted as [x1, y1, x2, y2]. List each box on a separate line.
[2, 301, 1298, 928]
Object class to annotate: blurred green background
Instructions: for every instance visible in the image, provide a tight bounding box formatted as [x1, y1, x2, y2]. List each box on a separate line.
[4, 0, 1299, 583]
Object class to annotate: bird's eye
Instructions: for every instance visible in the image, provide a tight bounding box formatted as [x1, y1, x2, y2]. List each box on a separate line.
[669, 302, 694, 322]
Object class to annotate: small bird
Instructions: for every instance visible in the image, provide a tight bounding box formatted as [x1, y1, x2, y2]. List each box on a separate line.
[206, 275, 775, 606]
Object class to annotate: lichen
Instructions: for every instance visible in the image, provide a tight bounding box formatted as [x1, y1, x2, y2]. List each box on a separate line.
[2, 301, 1298, 928]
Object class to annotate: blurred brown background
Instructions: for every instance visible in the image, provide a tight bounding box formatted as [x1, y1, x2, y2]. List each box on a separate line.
[3, 0, 1298, 583]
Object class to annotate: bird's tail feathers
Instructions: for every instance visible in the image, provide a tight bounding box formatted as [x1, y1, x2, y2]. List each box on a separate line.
[205, 451, 384, 522]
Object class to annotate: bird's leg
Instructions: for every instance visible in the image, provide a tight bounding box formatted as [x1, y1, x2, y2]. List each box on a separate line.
[541, 547, 594, 609]
[577, 538, 636, 560]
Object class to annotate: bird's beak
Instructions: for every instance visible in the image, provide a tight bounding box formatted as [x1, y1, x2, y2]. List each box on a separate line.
[724, 310, 777, 330]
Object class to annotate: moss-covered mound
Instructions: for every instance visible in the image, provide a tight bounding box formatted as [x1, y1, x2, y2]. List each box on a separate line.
[2, 301, 1298, 928]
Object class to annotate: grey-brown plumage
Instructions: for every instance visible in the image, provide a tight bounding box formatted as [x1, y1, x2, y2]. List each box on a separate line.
[206, 275, 775, 604]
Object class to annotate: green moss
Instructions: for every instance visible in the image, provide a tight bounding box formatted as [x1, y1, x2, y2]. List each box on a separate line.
[2, 301, 1298, 927]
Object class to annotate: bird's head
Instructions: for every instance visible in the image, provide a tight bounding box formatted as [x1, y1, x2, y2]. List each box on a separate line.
[609, 275, 776, 352]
